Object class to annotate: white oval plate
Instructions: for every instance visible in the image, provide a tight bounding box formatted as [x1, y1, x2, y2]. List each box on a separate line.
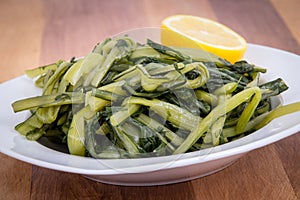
[1, 44, 300, 186]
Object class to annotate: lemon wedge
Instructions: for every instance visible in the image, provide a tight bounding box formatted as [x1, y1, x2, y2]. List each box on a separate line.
[161, 15, 247, 63]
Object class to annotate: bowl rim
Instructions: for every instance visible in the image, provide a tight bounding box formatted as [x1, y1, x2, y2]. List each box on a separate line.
[1, 43, 300, 175]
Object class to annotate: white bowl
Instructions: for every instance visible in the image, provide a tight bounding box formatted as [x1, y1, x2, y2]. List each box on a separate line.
[1, 29, 300, 186]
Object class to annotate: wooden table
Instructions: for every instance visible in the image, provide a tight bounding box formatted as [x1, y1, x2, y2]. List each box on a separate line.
[1, 0, 300, 199]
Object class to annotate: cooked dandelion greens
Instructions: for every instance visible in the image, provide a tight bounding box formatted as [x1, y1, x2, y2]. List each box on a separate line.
[11, 36, 300, 158]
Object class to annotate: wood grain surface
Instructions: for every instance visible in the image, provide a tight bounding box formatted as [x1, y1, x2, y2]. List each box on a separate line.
[0, 0, 300, 199]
